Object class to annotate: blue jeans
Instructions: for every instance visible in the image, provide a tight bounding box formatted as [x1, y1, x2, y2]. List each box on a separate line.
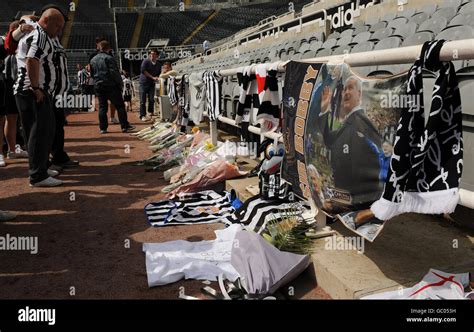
[139, 84, 155, 118]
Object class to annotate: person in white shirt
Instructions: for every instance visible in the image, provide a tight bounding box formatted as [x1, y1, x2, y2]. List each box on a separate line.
[122, 71, 134, 112]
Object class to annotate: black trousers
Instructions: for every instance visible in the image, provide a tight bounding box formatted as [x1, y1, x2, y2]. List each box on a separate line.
[96, 86, 129, 131]
[51, 106, 70, 165]
[15, 90, 55, 184]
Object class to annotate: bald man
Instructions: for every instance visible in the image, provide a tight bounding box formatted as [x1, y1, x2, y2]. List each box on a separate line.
[319, 76, 382, 207]
[14, 8, 66, 187]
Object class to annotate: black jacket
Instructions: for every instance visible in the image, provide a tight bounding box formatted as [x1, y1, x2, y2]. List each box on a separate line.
[321, 108, 382, 206]
[90, 51, 122, 90]
[0, 37, 8, 107]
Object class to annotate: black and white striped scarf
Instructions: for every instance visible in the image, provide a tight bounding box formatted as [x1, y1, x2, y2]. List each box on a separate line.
[203, 71, 222, 122]
[145, 191, 235, 227]
[236, 65, 259, 125]
[371, 40, 463, 220]
[168, 76, 177, 106]
[225, 195, 309, 233]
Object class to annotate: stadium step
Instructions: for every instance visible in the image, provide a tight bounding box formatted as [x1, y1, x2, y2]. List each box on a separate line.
[130, 12, 144, 48]
[181, 9, 219, 45]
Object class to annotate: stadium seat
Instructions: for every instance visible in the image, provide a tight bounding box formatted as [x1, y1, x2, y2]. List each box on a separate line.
[369, 21, 387, 32]
[410, 12, 430, 25]
[292, 53, 302, 60]
[309, 40, 323, 51]
[298, 42, 311, 54]
[332, 45, 351, 55]
[352, 24, 370, 35]
[339, 28, 354, 39]
[316, 48, 332, 57]
[437, 25, 474, 41]
[374, 36, 402, 51]
[392, 22, 418, 39]
[431, 7, 458, 22]
[321, 38, 338, 49]
[387, 17, 408, 30]
[460, 1, 474, 14]
[401, 31, 434, 47]
[302, 50, 317, 59]
[351, 41, 375, 53]
[418, 16, 448, 35]
[370, 27, 394, 41]
[449, 12, 474, 27]
[352, 31, 372, 45]
[336, 35, 353, 47]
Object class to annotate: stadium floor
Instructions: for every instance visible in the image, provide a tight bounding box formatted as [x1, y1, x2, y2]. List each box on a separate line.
[0, 110, 330, 299]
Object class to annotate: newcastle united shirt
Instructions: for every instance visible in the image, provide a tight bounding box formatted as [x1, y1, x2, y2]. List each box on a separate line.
[14, 24, 56, 95]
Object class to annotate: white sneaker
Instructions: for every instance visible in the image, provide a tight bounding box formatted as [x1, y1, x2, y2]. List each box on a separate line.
[7, 149, 28, 159]
[140, 116, 148, 122]
[0, 155, 5, 167]
[47, 169, 60, 177]
[30, 177, 63, 187]
[110, 117, 120, 124]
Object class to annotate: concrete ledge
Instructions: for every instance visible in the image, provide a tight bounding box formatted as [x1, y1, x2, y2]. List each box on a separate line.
[311, 213, 474, 299]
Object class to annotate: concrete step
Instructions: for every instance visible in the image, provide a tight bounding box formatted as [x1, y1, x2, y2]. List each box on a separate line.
[311, 213, 474, 299]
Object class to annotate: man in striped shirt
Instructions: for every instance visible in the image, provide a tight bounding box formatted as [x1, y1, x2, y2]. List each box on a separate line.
[14, 8, 66, 187]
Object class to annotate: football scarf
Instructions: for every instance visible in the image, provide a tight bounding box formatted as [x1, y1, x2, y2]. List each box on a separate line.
[371, 40, 463, 220]
[145, 191, 235, 226]
[225, 194, 309, 234]
[236, 65, 259, 125]
[203, 71, 222, 122]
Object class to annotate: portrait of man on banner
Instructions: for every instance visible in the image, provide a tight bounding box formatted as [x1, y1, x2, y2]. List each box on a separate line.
[305, 63, 406, 214]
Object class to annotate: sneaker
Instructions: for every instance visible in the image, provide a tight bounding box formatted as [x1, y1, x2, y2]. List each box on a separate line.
[7, 149, 28, 159]
[49, 164, 63, 172]
[140, 116, 148, 122]
[47, 169, 59, 177]
[122, 125, 136, 133]
[100, 130, 108, 134]
[0, 155, 5, 167]
[30, 177, 63, 187]
[110, 117, 120, 124]
[58, 159, 80, 168]
[0, 210, 16, 222]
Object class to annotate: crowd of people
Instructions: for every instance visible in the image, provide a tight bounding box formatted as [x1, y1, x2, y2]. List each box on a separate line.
[0, 5, 173, 222]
